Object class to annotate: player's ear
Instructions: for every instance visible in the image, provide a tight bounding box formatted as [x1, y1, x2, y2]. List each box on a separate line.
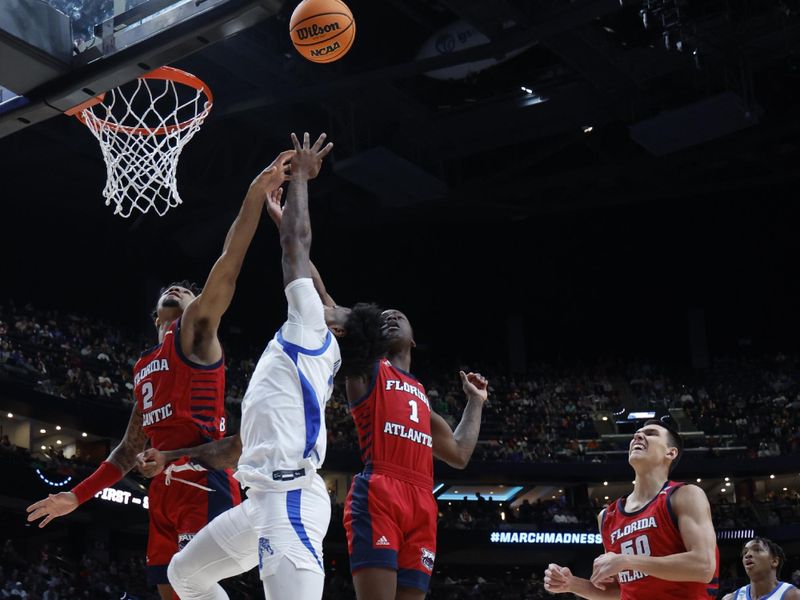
[665, 446, 678, 462]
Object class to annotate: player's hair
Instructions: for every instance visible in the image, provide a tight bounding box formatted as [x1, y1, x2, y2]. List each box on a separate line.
[151, 280, 203, 318]
[643, 417, 683, 474]
[337, 302, 389, 377]
[742, 537, 785, 576]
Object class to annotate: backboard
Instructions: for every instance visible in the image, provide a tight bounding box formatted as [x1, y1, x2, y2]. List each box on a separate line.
[0, 0, 283, 138]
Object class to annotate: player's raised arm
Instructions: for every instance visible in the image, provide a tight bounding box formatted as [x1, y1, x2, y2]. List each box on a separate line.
[265, 185, 336, 308]
[430, 371, 489, 469]
[182, 150, 294, 361]
[280, 132, 333, 287]
[590, 484, 717, 586]
[26, 403, 148, 528]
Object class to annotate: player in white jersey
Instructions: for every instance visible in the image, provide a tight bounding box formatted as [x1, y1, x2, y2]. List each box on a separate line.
[722, 538, 799, 600]
[136, 132, 387, 599]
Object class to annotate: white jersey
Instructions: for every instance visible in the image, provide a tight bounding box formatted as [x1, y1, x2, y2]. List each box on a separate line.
[235, 278, 340, 492]
[734, 582, 796, 600]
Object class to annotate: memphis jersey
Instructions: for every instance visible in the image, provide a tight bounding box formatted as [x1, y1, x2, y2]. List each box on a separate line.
[601, 481, 720, 599]
[133, 318, 226, 450]
[350, 358, 433, 488]
[235, 278, 340, 492]
[733, 582, 797, 599]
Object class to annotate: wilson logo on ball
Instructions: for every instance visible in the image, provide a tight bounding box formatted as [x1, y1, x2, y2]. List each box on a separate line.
[289, 0, 355, 63]
[296, 22, 341, 41]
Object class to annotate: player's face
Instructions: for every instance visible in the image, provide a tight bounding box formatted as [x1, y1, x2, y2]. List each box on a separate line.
[381, 309, 414, 347]
[742, 540, 777, 576]
[628, 425, 673, 468]
[156, 286, 195, 317]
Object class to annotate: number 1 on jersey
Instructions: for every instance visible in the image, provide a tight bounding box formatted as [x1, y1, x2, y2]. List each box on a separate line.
[408, 399, 419, 423]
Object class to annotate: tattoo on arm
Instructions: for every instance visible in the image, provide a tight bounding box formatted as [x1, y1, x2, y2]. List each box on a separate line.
[108, 405, 148, 474]
[163, 435, 242, 471]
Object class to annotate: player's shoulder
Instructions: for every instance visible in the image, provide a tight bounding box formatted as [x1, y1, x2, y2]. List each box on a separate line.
[668, 482, 711, 511]
[785, 585, 800, 599]
[720, 592, 735, 600]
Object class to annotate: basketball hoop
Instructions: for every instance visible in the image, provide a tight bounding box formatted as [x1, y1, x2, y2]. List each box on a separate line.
[67, 66, 213, 218]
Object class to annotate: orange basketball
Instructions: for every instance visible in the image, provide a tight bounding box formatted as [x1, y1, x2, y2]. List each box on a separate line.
[289, 0, 355, 63]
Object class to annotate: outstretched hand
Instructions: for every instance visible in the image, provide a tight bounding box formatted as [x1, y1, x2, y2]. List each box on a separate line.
[265, 186, 284, 228]
[250, 149, 294, 195]
[289, 132, 334, 179]
[459, 371, 488, 403]
[26, 492, 79, 528]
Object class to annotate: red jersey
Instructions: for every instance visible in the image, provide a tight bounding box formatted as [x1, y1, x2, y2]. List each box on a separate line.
[133, 318, 227, 451]
[350, 358, 433, 488]
[601, 481, 720, 600]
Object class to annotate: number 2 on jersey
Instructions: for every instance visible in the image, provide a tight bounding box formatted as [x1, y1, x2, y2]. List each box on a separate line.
[142, 381, 154, 409]
[408, 399, 419, 423]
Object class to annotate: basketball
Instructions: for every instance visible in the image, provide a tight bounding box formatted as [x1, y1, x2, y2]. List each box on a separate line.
[289, 0, 355, 63]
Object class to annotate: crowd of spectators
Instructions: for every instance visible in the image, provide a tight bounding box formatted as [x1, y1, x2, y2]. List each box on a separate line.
[3, 300, 800, 464]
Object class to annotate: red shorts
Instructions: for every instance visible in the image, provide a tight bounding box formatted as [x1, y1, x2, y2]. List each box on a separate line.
[146, 468, 241, 586]
[344, 472, 437, 593]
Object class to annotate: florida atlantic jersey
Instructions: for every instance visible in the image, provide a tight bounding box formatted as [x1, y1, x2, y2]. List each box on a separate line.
[133, 318, 227, 450]
[733, 582, 797, 599]
[601, 481, 720, 600]
[350, 358, 433, 488]
[235, 278, 340, 492]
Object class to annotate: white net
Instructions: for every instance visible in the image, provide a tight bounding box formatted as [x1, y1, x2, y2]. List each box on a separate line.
[77, 69, 212, 218]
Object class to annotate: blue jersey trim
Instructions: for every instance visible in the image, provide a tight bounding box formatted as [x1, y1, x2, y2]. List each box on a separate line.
[278, 337, 325, 460]
[175, 317, 224, 370]
[277, 329, 332, 356]
[286, 489, 323, 570]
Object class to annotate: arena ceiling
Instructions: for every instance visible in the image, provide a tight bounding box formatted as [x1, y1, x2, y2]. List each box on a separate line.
[4, 0, 800, 358]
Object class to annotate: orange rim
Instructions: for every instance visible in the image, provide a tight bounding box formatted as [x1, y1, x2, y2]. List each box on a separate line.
[71, 66, 213, 136]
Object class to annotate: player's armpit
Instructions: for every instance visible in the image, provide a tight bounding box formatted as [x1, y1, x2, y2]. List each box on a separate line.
[108, 403, 149, 474]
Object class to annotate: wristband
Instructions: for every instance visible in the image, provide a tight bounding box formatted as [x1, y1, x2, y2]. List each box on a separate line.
[71, 461, 124, 505]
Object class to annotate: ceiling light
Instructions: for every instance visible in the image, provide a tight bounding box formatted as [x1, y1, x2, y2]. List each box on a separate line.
[82, 432, 88, 437]
[40, 445, 46, 450]
[40, 429, 46, 434]
[583, 126, 594, 134]
[603, 481, 608, 486]
[56, 440, 62, 445]
[604, 496, 609, 500]
[770, 475, 775, 479]
[602, 416, 608, 421]
[55, 425, 61, 431]
[696, 478, 702, 483]
[6, 413, 12, 418]
[724, 477, 729, 482]
[520, 86, 533, 94]
[783, 488, 788, 491]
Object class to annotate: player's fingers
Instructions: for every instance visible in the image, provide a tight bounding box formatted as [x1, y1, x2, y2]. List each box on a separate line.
[290, 132, 301, 151]
[27, 507, 47, 522]
[276, 149, 295, 164]
[303, 131, 310, 148]
[276, 187, 284, 202]
[311, 132, 327, 152]
[317, 141, 334, 159]
[40, 514, 55, 528]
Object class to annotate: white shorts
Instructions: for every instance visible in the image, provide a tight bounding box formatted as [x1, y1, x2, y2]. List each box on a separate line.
[209, 473, 331, 579]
